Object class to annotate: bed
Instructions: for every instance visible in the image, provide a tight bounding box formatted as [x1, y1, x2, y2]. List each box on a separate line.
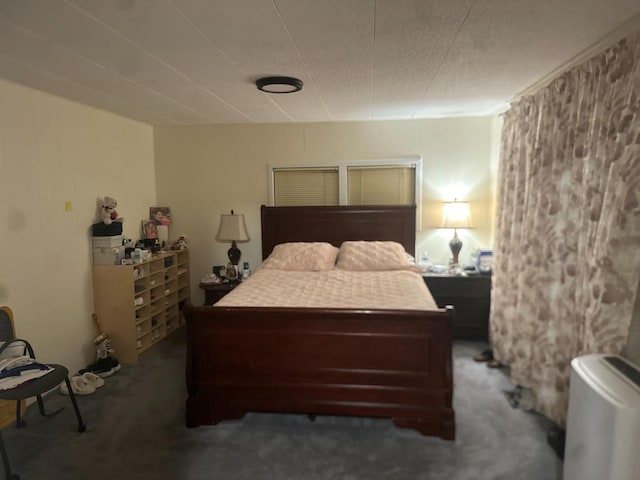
[184, 205, 455, 439]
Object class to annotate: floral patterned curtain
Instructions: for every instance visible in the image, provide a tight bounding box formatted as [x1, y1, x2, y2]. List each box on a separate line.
[491, 31, 640, 426]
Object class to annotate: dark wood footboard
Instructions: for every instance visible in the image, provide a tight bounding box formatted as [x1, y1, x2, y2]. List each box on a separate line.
[184, 304, 455, 440]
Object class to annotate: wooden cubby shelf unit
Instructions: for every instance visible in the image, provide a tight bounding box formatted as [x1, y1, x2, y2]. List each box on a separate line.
[92, 250, 191, 364]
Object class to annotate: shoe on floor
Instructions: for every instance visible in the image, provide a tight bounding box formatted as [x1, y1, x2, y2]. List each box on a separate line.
[79, 356, 121, 378]
[60, 375, 95, 395]
[473, 349, 494, 362]
[487, 359, 504, 368]
[81, 371, 105, 389]
[96, 356, 121, 378]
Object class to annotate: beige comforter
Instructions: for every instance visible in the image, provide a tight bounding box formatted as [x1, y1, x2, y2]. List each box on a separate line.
[215, 268, 438, 310]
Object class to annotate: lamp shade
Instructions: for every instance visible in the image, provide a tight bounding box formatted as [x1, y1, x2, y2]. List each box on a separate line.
[440, 201, 473, 229]
[216, 213, 250, 242]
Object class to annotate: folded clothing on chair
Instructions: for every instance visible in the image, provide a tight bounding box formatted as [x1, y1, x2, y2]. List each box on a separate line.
[0, 355, 53, 390]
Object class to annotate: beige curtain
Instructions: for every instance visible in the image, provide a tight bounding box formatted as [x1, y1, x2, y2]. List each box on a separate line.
[491, 31, 640, 426]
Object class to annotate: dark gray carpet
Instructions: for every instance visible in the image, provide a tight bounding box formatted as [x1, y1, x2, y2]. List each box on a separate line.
[1, 329, 563, 479]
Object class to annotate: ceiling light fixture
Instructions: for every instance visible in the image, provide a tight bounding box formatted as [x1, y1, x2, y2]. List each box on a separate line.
[256, 76, 303, 94]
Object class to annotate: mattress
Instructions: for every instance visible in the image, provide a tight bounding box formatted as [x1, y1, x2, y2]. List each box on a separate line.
[215, 268, 438, 310]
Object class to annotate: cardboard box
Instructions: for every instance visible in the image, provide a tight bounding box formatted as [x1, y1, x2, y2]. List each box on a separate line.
[92, 235, 123, 249]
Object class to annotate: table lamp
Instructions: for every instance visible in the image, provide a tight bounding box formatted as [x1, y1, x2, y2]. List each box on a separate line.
[439, 200, 472, 265]
[215, 210, 250, 266]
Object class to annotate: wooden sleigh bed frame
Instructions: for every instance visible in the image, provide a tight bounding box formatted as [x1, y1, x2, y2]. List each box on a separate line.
[184, 205, 455, 439]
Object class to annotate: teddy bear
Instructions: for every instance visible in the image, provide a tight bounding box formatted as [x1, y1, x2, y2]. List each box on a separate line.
[172, 235, 187, 250]
[101, 196, 123, 225]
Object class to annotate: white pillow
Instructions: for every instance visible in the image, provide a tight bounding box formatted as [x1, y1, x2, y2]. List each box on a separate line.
[336, 241, 415, 271]
[260, 242, 339, 271]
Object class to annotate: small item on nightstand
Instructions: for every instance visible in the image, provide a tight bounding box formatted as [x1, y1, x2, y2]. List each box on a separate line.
[418, 252, 430, 272]
[429, 265, 448, 274]
[201, 274, 221, 285]
[464, 265, 479, 275]
[226, 263, 237, 280]
[213, 265, 226, 278]
[477, 249, 493, 274]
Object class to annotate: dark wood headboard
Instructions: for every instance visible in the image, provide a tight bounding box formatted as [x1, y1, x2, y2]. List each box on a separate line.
[260, 205, 416, 260]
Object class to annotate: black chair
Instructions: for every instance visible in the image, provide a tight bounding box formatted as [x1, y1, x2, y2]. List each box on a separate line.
[0, 306, 86, 480]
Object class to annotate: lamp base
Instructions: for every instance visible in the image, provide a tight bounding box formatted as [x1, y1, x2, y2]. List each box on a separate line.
[449, 230, 462, 265]
[227, 240, 241, 266]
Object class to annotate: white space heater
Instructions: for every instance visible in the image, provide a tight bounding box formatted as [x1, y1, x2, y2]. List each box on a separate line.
[563, 354, 640, 480]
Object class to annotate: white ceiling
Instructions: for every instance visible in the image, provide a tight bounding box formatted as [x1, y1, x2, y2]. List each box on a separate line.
[1, 0, 639, 126]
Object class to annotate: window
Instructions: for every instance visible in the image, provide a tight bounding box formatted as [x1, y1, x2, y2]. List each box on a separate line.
[347, 165, 415, 205]
[273, 167, 338, 206]
[270, 157, 421, 208]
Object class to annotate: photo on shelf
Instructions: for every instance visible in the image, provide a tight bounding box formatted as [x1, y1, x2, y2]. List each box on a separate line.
[150, 207, 172, 226]
[142, 220, 158, 239]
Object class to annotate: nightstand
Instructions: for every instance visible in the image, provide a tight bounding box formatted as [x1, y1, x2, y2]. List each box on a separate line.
[422, 274, 492, 340]
[199, 281, 238, 305]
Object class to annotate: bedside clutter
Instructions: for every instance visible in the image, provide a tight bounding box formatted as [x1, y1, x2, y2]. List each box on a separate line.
[422, 264, 491, 277]
[422, 248, 492, 277]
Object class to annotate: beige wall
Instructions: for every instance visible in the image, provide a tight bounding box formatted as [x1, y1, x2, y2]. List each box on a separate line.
[0, 77, 499, 370]
[155, 117, 496, 305]
[0, 78, 155, 372]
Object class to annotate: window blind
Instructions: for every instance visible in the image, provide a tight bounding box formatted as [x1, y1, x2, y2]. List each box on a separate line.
[273, 168, 339, 206]
[347, 165, 415, 205]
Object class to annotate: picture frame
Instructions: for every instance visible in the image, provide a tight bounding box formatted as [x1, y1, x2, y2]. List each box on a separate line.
[142, 220, 158, 240]
[225, 263, 237, 280]
[150, 207, 172, 226]
[213, 265, 226, 277]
